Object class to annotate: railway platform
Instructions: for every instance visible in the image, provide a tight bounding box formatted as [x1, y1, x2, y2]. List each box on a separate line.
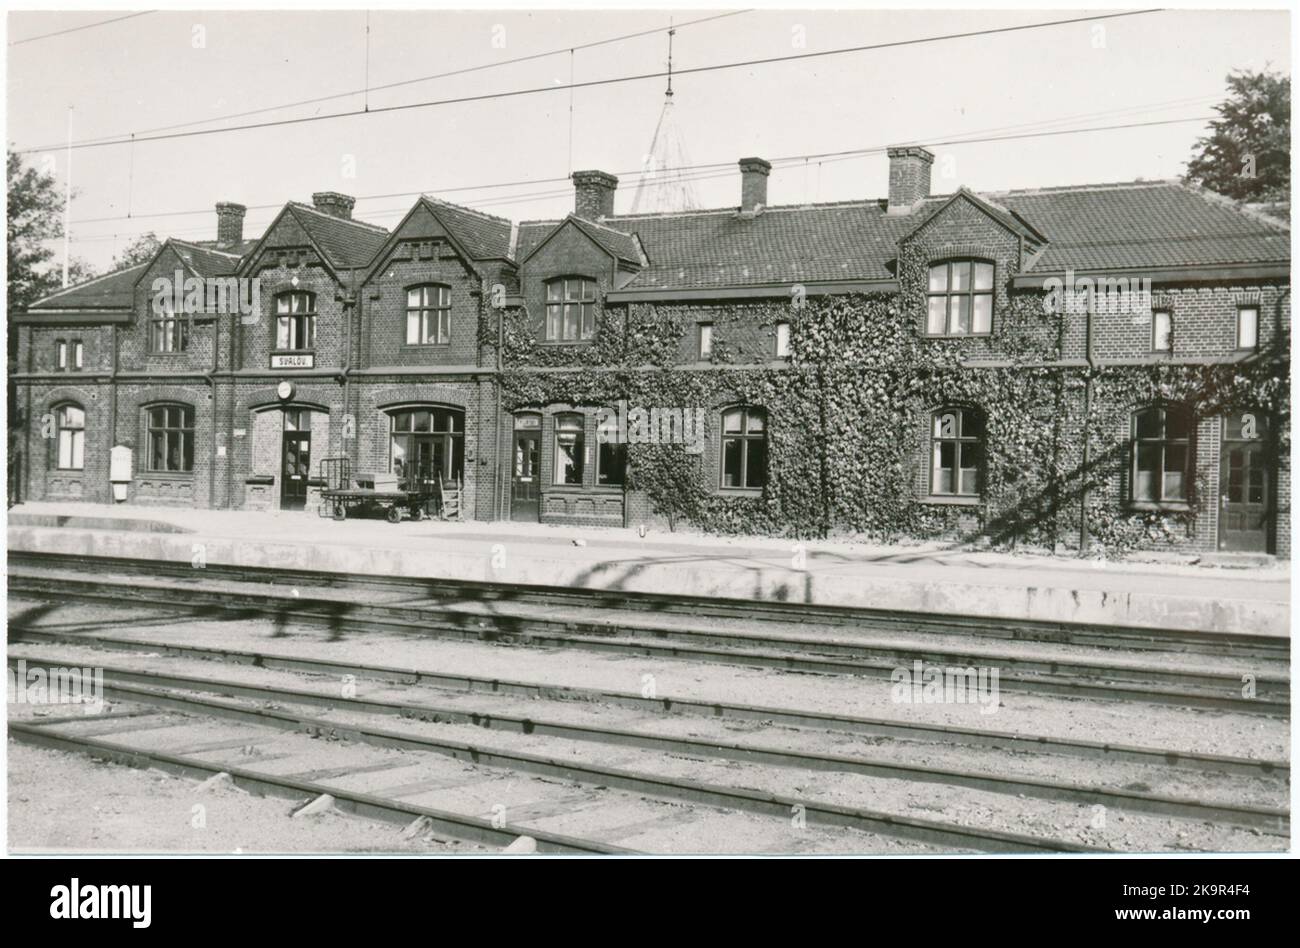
[6, 501, 1290, 636]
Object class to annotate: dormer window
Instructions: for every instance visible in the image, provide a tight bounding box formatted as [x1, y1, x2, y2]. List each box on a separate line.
[926, 260, 994, 337]
[545, 278, 596, 342]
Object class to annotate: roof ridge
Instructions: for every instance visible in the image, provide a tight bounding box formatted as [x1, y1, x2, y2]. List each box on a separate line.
[287, 201, 389, 233]
[569, 214, 636, 237]
[986, 179, 1181, 198]
[422, 196, 512, 225]
[170, 238, 242, 258]
[1172, 180, 1291, 233]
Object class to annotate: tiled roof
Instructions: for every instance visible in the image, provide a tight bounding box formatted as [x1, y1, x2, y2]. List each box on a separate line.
[171, 240, 244, 277]
[594, 180, 1288, 291]
[286, 203, 389, 269]
[28, 263, 148, 310]
[995, 181, 1290, 272]
[605, 202, 914, 288]
[422, 198, 512, 260]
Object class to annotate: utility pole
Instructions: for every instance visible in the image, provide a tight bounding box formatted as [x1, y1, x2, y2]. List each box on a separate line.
[61, 106, 73, 288]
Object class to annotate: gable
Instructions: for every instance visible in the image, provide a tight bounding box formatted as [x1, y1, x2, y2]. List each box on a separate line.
[361, 200, 481, 286]
[520, 218, 621, 280]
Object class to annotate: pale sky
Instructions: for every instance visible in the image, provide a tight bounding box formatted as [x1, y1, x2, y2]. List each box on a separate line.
[4, 5, 1292, 273]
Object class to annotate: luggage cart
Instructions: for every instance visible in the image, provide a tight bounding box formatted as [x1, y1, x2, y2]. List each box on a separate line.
[318, 456, 438, 524]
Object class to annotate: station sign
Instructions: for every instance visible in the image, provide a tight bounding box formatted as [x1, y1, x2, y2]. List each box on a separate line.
[270, 353, 314, 369]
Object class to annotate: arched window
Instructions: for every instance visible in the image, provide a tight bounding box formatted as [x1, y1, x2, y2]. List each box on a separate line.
[54, 403, 85, 471]
[146, 404, 194, 473]
[553, 413, 585, 485]
[930, 407, 984, 497]
[389, 406, 464, 484]
[926, 260, 994, 336]
[721, 406, 767, 490]
[545, 277, 597, 341]
[275, 291, 316, 350]
[1132, 405, 1192, 504]
[406, 285, 451, 345]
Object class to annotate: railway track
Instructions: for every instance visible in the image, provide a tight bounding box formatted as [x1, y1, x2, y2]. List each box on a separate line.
[8, 648, 1285, 832]
[10, 551, 1287, 660]
[9, 551, 1289, 853]
[7, 564, 1289, 715]
[8, 721, 625, 855]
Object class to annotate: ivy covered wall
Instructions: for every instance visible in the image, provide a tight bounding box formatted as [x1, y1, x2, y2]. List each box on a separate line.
[493, 285, 1289, 557]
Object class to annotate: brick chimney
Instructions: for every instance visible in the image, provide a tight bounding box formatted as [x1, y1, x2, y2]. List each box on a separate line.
[886, 145, 935, 213]
[311, 191, 356, 220]
[738, 157, 771, 214]
[215, 202, 246, 248]
[571, 170, 618, 220]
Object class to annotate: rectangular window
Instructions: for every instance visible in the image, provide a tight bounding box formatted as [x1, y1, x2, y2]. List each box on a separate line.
[1152, 311, 1172, 352]
[553, 415, 585, 485]
[147, 405, 195, 473]
[150, 303, 189, 353]
[930, 408, 984, 497]
[721, 407, 767, 490]
[698, 323, 713, 359]
[72, 340, 84, 369]
[597, 443, 626, 486]
[776, 322, 791, 358]
[1131, 407, 1191, 504]
[56, 340, 67, 370]
[276, 292, 316, 351]
[1237, 306, 1259, 350]
[545, 279, 596, 342]
[926, 260, 994, 336]
[405, 286, 452, 345]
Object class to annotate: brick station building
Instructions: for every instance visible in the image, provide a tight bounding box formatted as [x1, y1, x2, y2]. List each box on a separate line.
[10, 145, 1291, 555]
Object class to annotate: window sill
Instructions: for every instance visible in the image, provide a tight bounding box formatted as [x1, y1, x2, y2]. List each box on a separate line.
[141, 470, 196, 480]
[1127, 501, 1192, 513]
[538, 339, 595, 347]
[921, 333, 994, 340]
[245, 475, 275, 485]
[718, 487, 763, 497]
[922, 495, 981, 506]
[400, 343, 453, 350]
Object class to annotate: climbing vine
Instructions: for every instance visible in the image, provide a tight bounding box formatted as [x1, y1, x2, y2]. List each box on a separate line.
[495, 287, 1287, 556]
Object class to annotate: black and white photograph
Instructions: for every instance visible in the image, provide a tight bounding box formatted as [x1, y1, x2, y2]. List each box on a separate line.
[0, 0, 1294, 913]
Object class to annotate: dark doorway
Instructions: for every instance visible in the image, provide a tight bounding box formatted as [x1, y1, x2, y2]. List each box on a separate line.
[280, 409, 312, 511]
[1219, 411, 1272, 553]
[511, 417, 540, 522]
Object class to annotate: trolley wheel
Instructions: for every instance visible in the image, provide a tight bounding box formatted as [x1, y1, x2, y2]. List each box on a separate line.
[386, 505, 403, 524]
[412, 505, 427, 522]
[332, 501, 347, 521]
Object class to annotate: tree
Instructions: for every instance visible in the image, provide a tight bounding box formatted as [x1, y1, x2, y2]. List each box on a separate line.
[112, 232, 162, 270]
[6, 151, 95, 316]
[1185, 70, 1290, 203]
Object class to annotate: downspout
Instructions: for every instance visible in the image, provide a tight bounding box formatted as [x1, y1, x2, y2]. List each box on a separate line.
[1078, 293, 1096, 554]
[493, 296, 506, 520]
[206, 310, 219, 508]
[622, 301, 630, 530]
[108, 322, 118, 503]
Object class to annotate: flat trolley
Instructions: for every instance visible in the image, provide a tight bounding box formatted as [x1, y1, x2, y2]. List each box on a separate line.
[318, 456, 440, 524]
